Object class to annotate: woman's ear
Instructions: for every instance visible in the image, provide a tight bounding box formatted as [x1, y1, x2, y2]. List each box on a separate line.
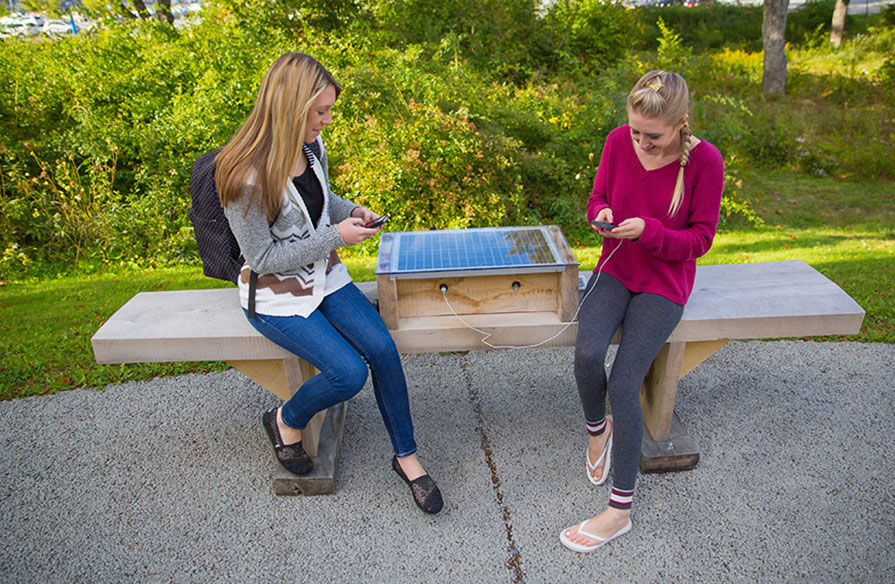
[677, 114, 690, 131]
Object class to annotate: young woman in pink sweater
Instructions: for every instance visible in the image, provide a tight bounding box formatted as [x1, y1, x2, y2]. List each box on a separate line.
[560, 71, 724, 552]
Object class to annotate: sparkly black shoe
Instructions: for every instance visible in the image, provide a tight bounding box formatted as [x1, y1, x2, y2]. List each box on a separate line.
[392, 456, 443, 514]
[262, 408, 313, 475]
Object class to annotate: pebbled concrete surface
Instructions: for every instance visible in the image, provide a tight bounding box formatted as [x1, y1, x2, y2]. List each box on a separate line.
[1, 341, 893, 583]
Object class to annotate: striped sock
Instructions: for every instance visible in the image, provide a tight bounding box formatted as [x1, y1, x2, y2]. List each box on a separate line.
[609, 487, 634, 510]
[586, 417, 607, 436]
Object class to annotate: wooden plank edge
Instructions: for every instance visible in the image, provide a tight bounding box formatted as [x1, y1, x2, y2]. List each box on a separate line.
[639, 411, 700, 473]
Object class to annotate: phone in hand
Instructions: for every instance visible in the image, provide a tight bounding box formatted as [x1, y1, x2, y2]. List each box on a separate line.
[591, 219, 617, 231]
[365, 213, 390, 229]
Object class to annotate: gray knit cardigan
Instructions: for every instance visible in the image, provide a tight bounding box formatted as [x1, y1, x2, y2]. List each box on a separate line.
[223, 136, 358, 317]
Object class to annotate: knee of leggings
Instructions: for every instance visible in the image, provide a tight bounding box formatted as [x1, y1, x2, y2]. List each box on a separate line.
[575, 346, 608, 373]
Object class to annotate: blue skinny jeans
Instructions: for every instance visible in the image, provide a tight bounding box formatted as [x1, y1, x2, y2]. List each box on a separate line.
[245, 282, 417, 457]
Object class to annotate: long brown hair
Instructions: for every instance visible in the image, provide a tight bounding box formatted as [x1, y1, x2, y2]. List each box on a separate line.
[215, 53, 341, 222]
[627, 70, 692, 217]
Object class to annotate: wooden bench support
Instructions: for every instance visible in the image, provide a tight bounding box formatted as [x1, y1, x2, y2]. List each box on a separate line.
[638, 339, 729, 471]
[273, 402, 346, 496]
[227, 357, 340, 494]
[640, 411, 700, 473]
[641, 339, 730, 441]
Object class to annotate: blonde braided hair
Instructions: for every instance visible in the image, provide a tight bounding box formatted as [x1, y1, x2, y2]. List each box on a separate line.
[670, 122, 694, 217]
[627, 70, 692, 217]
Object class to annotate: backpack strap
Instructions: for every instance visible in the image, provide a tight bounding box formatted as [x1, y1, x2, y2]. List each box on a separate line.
[247, 270, 258, 319]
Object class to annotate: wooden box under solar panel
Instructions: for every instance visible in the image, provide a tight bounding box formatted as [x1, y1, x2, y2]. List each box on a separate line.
[375, 226, 579, 351]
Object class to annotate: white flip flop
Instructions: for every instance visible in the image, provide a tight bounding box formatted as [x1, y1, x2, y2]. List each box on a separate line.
[559, 518, 632, 553]
[586, 418, 612, 486]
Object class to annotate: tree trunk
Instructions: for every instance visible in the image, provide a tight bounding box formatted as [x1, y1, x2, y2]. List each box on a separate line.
[156, 0, 175, 25]
[830, 0, 850, 48]
[117, 1, 137, 19]
[762, 0, 789, 94]
[132, 0, 151, 20]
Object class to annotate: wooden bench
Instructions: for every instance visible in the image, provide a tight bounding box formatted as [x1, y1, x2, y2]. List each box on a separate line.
[91, 259, 865, 493]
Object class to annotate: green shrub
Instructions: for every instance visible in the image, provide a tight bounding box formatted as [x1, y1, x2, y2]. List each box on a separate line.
[371, 0, 541, 80]
[1, 1, 891, 278]
[538, 0, 640, 76]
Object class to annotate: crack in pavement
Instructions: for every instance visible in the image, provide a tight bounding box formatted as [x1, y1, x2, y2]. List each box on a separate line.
[458, 354, 525, 583]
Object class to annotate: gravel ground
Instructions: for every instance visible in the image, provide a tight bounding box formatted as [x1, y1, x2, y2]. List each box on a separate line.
[1, 340, 893, 583]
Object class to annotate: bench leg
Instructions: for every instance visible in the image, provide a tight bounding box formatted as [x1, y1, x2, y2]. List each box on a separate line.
[273, 402, 346, 496]
[640, 342, 686, 441]
[227, 357, 346, 495]
[638, 339, 729, 473]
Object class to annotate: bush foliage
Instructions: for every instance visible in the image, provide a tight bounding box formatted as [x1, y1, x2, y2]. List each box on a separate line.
[1, 0, 892, 277]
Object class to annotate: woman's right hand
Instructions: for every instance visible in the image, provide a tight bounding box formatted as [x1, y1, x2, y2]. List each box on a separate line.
[592, 208, 615, 233]
[338, 216, 379, 246]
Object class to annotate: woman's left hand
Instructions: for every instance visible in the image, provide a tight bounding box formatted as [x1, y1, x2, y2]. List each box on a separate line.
[603, 217, 644, 240]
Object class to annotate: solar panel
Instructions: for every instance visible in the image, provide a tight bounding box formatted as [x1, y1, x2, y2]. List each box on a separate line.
[376, 226, 572, 279]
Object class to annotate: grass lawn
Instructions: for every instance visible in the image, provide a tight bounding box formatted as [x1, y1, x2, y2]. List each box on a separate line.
[1, 171, 892, 401]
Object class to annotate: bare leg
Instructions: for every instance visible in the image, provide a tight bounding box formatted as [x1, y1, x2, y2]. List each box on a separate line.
[396, 453, 426, 480]
[563, 507, 632, 548]
[277, 406, 302, 444]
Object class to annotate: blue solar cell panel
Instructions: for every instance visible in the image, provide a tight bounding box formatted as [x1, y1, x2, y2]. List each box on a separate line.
[376, 226, 569, 278]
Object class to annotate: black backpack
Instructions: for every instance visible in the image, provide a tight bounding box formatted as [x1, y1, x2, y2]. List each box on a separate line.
[188, 149, 243, 284]
[188, 141, 323, 318]
[188, 148, 263, 317]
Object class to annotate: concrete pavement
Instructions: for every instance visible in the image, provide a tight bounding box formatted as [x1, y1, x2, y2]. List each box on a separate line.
[1, 340, 893, 583]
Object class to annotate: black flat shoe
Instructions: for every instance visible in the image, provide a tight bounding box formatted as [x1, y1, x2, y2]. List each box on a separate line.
[392, 456, 443, 514]
[262, 407, 313, 475]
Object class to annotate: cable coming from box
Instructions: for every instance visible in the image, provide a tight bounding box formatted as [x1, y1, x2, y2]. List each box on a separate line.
[439, 239, 623, 350]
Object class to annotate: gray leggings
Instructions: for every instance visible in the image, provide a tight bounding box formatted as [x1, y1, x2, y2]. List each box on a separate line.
[574, 272, 684, 494]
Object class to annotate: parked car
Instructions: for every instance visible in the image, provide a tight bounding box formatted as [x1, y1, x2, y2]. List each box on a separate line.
[627, 0, 681, 7]
[0, 15, 42, 37]
[42, 18, 76, 36]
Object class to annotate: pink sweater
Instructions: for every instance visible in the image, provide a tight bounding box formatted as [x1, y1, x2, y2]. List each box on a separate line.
[587, 125, 724, 305]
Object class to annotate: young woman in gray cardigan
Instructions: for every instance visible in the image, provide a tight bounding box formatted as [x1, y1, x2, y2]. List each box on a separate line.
[215, 52, 442, 514]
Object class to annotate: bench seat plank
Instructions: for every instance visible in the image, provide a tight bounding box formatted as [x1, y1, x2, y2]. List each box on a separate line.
[92, 288, 293, 364]
[671, 260, 865, 341]
[92, 260, 864, 364]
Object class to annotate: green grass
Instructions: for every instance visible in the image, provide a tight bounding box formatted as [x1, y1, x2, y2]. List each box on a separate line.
[0, 257, 381, 401]
[1, 267, 227, 400]
[3, 167, 892, 402]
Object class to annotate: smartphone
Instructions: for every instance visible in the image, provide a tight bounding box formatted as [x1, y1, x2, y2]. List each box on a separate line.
[590, 219, 617, 231]
[365, 213, 390, 229]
